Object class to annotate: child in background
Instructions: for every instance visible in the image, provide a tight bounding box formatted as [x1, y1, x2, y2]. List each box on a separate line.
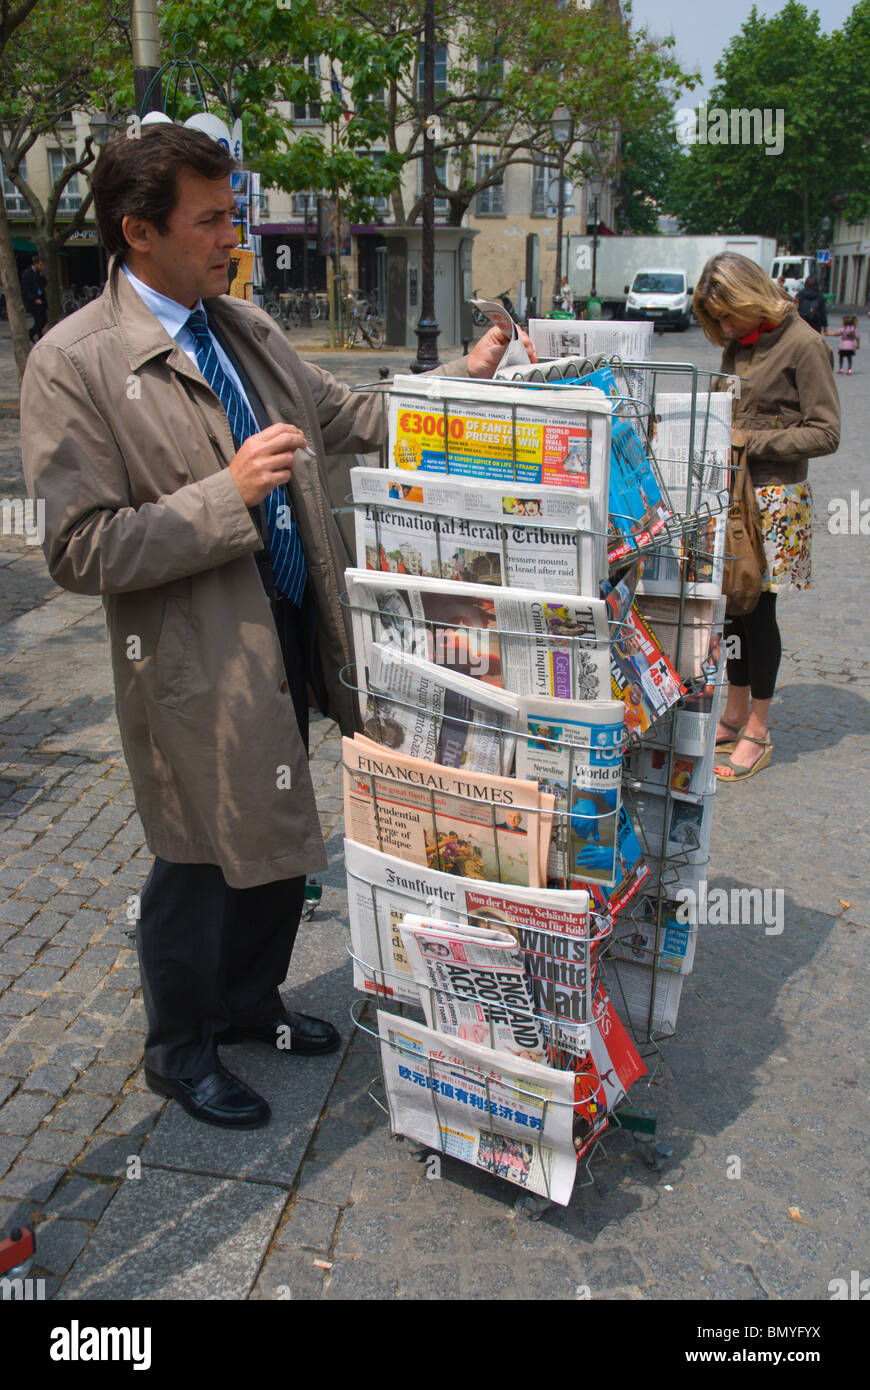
[826, 314, 860, 374]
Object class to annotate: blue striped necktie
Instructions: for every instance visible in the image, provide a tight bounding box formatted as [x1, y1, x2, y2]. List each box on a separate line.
[185, 309, 307, 605]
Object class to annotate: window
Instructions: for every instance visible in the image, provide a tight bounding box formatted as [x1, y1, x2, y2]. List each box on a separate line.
[531, 153, 552, 215]
[477, 52, 504, 95]
[476, 152, 503, 215]
[417, 151, 449, 217]
[1, 157, 28, 214]
[293, 56, 322, 123]
[417, 44, 448, 100]
[48, 149, 80, 212]
[369, 151, 390, 216]
[292, 190, 318, 219]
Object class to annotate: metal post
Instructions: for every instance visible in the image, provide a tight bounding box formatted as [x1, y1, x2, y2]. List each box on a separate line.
[411, 0, 440, 372]
[300, 194, 312, 327]
[552, 141, 566, 311]
[131, 0, 162, 115]
[591, 195, 599, 299]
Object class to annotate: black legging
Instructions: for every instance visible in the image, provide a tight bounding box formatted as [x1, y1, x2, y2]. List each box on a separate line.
[724, 592, 781, 701]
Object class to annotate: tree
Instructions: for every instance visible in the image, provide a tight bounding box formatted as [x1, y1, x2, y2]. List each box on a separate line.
[0, 0, 130, 376]
[664, 2, 870, 251]
[325, 0, 697, 226]
[616, 92, 681, 234]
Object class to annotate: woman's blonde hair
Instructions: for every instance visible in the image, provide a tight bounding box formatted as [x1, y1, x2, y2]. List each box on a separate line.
[693, 252, 791, 345]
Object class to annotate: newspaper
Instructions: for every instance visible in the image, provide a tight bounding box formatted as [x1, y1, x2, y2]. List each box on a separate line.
[351, 465, 604, 596]
[385, 373, 612, 495]
[631, 786, 715, 865]
[377, 1010, 583, 1205]
[611, 895, 698, 976]
[398, 914, 546, 1062]
[631, 739, 714, 803]
[345, 568, 612, 718]
[526, 319, 654, 407]
[639, 392, 731, 598]
[578, 802, 650, 920]
[637, 595, 722, 681]
[344, 840, 597, 1040]
[603, 956, 684, 1036]
[604, 569, 685, 739]
[342, 735, 549, 887]
[469, 298, 531, 371]
[514, 695, 624, 889]
[364, 645, 519, 775]
[674, 609, 727, 754]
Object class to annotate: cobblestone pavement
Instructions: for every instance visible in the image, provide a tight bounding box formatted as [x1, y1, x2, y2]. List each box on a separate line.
[0, 322, 867, 1301]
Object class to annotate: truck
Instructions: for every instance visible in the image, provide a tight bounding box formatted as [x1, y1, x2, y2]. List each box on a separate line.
[566, 234, 779, 322]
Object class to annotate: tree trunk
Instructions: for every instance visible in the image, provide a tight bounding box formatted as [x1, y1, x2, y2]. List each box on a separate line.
[40, 232, 63, 326]
[0, 193, 31, 384]
[802, 180, 810, 262]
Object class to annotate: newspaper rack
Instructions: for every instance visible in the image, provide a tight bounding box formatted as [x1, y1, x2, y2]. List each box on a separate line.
[338, 358, 735, 1206]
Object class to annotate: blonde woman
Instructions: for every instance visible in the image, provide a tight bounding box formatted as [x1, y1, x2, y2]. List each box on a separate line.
[693, 252, 840, 780]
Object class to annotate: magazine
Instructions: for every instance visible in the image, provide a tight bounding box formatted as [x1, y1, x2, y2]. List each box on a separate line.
[571, 802, 650, 920]
[674, 610, 727, 755]
[345, 569, 612, 718]
[385, 373, 612, 494]
[525, 319, 654, 407]
[398, 914, 547, 1062]
[631, 786, 715, 865]
[364, 645, 519, 776]
[630, 740, 713, 803]
[604, 570, 685, 739]
[344, 840, 598, 1040]
[636, 595, 723, 682]
[558, 982, 647, 1108]
[514, 695, 624, 888]
[342, 735, 549, 887]
[351, 465, 604, 596]
[377, 1010, 586, 1205]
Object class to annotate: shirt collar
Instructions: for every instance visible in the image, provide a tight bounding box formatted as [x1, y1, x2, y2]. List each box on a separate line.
[121, 263, 204, 341]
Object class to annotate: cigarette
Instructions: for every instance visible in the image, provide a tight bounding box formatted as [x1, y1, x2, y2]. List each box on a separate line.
[300, 446, 317, 461]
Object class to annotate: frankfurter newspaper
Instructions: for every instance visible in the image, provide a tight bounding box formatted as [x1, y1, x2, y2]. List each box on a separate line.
[344, 840, 597, 1045]
[398, 915, 546, 1062]
[385, 372, 611, 495]
[514, 696, 624, 888]
[350, 465, 604, 596]
[377, 1010, 582, 1204]
[342, 735, 549, 887]
[345, 569, 612, 719]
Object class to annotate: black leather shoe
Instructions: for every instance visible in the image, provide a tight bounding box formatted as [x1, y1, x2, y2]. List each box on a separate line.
[220, 1010, 341, 1055]
[144, 1063, 271, 1129]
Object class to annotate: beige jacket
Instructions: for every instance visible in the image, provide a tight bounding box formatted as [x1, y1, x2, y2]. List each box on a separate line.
[717, 306, 840, 486]
[20, 257, 467, 887]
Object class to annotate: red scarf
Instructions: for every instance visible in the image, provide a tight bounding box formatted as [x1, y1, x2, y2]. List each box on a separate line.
[738, 319, 778, 347]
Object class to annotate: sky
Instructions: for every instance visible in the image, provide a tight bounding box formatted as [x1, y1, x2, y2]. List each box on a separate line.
[627, 0, 858, 103]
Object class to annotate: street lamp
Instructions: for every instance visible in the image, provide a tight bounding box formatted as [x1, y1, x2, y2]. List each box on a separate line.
[89, 113, 120, 283]
[411, 0, 440, 371]
[585, 171, 605, 301]
[551, 106, 573, 311]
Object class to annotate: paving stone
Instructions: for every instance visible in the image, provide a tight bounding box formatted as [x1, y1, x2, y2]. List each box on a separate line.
[0, 1159, 66, 1203]
[29, 1217, 91, 1277]
[252, 1247, 328, 1301]
[79, 1062, 136, 1095]
[58, 1169, 287, 1300]
[50, 1092, 114, 1133]
[1, 1090, 56, 1134]
[97, 1092, 162, 1137]
[275, 1198, 342, 1254]
[76, 1135, 145, 1179]
[0, 1132, 28, 1178]
[25, 1128, 91, 1166]
[21, 1063, 78, 1097]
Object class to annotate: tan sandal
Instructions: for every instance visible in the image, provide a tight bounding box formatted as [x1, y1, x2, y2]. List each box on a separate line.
[715, 718, 744, 755]
[715, 733, 772, 782]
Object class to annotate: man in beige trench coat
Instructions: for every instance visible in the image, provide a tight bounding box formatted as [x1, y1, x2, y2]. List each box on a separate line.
[20, 126, 524, 1129]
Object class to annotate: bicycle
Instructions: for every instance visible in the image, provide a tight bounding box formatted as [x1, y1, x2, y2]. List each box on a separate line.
[344, 292, 384, 349]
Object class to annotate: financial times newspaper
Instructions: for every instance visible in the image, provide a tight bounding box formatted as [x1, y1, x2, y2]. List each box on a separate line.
[351, 465, 603, 596]
[377, 1010, 582, 1205]
[344, 840, 595, 1045]
[385, 373, 612, 494]
[342, 735, 549, 888]
[345, 569, 612, 720]
[398, 915, 546, 1062]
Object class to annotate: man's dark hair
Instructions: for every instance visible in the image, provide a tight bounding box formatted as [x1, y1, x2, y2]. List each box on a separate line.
[804, 275, 819, 292]
[91, 124, 237, 259]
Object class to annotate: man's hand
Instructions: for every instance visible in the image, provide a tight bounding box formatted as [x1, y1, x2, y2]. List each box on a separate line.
[228, 423, 308, 507]
[466, 325, 538, 379]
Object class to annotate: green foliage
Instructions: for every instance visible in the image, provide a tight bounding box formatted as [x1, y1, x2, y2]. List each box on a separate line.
[664, 1, 870, 249]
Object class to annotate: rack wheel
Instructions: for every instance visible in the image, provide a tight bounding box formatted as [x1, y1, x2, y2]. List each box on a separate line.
[636, 1140, 674, 1173]
[515, 1194, 552, 1221]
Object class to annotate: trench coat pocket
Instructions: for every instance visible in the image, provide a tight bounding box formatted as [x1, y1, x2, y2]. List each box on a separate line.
[154, 594, 192, 706]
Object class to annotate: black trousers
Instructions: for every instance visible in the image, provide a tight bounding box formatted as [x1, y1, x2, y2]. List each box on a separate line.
[724, 591, 781, 701]
[136, 588, 317, 1079]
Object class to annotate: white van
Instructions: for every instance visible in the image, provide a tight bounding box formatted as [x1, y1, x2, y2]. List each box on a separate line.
[623, 268, 692, 331]
[770, 255, 814, 296]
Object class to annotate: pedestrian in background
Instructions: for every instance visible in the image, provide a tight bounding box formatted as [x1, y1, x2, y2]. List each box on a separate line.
[21, 255, 47, 343]
[693, 252, 840, 781]
[826, 314, 860, 374]
[795, 274, 828, 333]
